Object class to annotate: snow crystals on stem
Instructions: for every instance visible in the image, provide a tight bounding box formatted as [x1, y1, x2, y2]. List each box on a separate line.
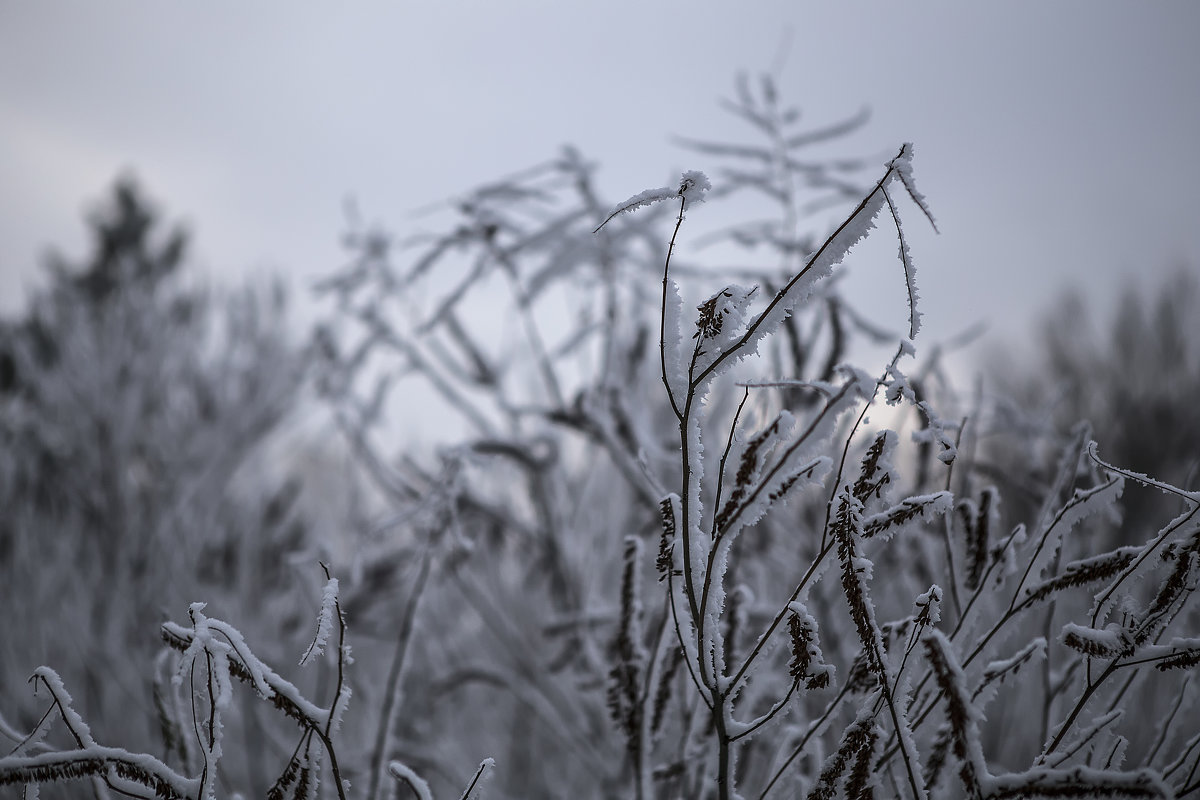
[662, 277, 688, 401]
[301, 577, 340, 666]
[687, 144, 932, 396]
[594, 170, 710, 233]
[888, 143, 937, 234]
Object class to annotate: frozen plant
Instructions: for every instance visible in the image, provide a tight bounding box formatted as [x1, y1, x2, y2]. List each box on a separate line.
[310, 75, 1199, 798]
[4, 75, 1198, 800]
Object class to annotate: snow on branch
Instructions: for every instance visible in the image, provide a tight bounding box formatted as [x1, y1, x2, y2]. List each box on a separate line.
[862, 491, 953, 541]
[690, 143, 933, 392]
[301, 577, 341, 666]
[593, 170, 711, 233]
[161, 619, 330, 730]
[0, 668, 198, 800]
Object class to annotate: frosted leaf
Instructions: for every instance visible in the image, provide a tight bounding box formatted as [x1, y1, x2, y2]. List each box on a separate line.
[594, 186, 674, 233]
[1, 744, 201, 798]
[298, 747, 322, 800]
[683, 412, 709, 583]
[851, 555, 875, 581]
[691, 284, 759, 378]
[656, 493, 683, 581]
[300, 577, 340, 666]
[594, 170, 710, 232]
[719, 377, 866, 538]
[716, 426, 837, 541]
[970, 637, 1049, 723]
[617, 187, 674, 213]
[896, 213, 921, 339]
[4, 700, 54, 757]
[161, 616, 333, 726]
[807, 699, 885, 800]
[1060, 622, 1133, 659]
[1090, 503, 1200, 625]
[881, 181, 922, 339]
[328, 683, 352, 735]
[861, 491, 953, 541]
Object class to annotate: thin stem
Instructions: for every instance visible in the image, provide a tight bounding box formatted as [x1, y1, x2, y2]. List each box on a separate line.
[710, 388, 752, 540]
[320, 561, 351, 800]
[1042, 660, 1119, 757]
[458, 759, 492, 800]
[757, 680, 853, 799]
[728, 679, 799, 742]
[660, 197, 687, 421]
[666, 557, 713, 708]
[367, 551, 432, 800]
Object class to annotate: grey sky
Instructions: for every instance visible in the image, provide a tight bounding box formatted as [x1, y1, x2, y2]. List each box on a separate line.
[2, 2, 1198, 362]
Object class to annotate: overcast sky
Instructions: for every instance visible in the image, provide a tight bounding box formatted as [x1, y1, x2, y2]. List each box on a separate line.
[2, 2, 1198, 364]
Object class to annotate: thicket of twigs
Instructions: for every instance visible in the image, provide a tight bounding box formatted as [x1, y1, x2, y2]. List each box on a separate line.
[2, 76, 1198, 800]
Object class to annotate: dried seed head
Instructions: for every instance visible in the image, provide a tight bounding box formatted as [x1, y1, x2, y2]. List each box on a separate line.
[851, 430, 894, 506]
[656, 495, 681, 581]
[787, 608, 833, 690]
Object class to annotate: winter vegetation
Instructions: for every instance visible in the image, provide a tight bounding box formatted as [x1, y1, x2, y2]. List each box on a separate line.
[2, 76, 1199, 799]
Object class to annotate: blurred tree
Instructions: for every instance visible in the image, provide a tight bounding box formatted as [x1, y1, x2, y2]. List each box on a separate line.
[992, 268, 1200, 543]
[0, 177, 317, 784]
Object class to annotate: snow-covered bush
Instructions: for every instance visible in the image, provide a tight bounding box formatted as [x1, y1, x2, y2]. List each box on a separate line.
[3, 78, 1198, 800]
